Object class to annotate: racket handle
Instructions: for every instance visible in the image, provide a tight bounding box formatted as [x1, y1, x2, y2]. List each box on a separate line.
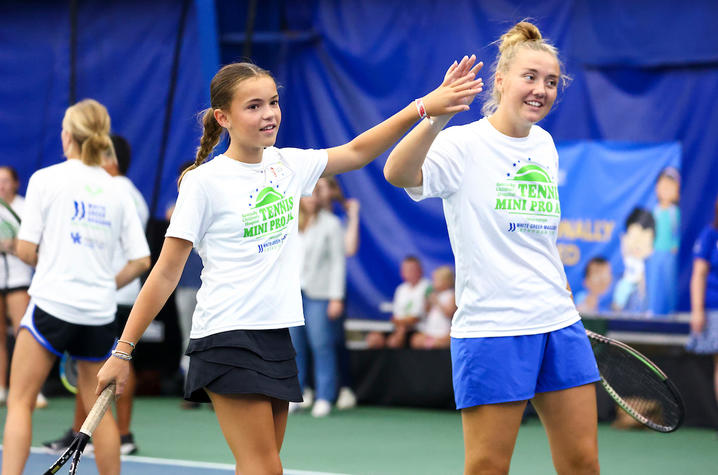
[79, 383, 116, 437]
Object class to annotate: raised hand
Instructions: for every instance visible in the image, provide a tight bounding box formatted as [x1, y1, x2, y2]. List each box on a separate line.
[422, 55, 484, 117]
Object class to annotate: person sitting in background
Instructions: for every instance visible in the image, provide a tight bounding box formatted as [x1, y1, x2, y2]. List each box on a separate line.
[411, 265, 456, 349]
[575, 257, 612, 315]
[366, 255, 431, 349]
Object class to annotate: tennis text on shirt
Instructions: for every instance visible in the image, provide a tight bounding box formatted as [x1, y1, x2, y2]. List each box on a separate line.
[405, 118, 580, 338]
[164, 148, 328, 336]
[495, 161, 560, 235]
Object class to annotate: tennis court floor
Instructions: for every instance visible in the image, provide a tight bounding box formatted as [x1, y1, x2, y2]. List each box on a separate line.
[1, 396, 716, 474]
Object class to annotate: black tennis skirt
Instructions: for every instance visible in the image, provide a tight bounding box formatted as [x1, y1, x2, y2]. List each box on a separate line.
[184, 328, 302, 403]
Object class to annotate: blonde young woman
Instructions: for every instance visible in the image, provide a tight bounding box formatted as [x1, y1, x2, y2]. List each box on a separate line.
[2, 99, 151, 475]
[96, 60, 481, 474]
[385, 22, 600, 474]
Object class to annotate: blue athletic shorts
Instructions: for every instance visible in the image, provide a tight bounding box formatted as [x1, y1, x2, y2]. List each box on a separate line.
[450, 320, 600, 409]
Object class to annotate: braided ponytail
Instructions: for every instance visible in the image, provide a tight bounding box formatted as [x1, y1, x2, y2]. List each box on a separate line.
[178, 62, 275, 188]
[178, 108, 223, 186]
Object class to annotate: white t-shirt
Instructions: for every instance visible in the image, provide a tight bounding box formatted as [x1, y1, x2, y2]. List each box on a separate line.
[421, 288, 454, 338]
[0, 195, 34, 288]
[165, 148, 328, 338]
[18, 159, 151, 325]
[112, 176, 149, 305]
[407, 118, 579, 337]
[392, 278, 431, 320]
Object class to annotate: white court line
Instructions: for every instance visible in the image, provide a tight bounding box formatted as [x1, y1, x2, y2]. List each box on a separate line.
[19, 446, 350, 475]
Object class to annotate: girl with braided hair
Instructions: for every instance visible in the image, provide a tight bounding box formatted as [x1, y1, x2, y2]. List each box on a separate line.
[97, 60, 482, 473]
[385, 21, 601, 474]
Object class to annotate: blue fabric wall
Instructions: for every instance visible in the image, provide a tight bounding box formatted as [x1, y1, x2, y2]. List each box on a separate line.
[1, 0, 716, 318]
[0, 0, 206, 219]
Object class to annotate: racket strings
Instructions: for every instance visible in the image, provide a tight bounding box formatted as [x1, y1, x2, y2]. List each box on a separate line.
[594, 342, 682, 430]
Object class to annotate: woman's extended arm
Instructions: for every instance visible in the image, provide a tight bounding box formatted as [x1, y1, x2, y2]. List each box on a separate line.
[323, 56, 482, 177]
[384, 60, 483, 188]
[96, 237, 192, 395]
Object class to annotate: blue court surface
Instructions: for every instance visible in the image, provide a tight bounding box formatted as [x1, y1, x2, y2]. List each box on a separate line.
[0, 447, 348, 475]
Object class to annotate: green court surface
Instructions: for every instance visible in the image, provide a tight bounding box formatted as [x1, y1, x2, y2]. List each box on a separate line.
[1, 396, 717, 474]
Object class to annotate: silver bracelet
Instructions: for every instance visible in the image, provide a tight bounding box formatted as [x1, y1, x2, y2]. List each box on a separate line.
[111, 350, 133, 361]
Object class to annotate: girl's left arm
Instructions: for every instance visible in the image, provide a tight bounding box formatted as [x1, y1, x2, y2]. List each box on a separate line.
[323, 56, 482, 177]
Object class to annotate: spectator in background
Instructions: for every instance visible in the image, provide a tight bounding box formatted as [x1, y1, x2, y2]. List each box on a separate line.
[411, 265, 455, 349]
[317, 176, 360, 257]
[289, 187, 346, 417]
[315, 176, 359, 410]
[648, 167, 680, 315]
[575, 257, 612, 315]
[686, 195, 718, 420]
[0, 166, 34, 407]
[366, 255, 431, 349]
[165, 161, 204, 410]
[613, 207, 655, 314]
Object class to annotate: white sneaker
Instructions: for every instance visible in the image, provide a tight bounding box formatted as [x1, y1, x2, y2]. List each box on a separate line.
[288, 402, 302, 414]
[335, 387, 357, 410]
[311, 399, 331, 418]
[36, 392, 49, 409]
[299, 388, 314, 410]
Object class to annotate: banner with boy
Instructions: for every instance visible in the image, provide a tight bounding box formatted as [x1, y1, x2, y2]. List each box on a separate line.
[556, 141, 681, 317]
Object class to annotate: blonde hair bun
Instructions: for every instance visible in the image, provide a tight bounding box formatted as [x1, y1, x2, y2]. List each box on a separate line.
[498, 21, 543, 54]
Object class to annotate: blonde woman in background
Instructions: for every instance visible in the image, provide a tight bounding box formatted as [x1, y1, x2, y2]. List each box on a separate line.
[2, 99, 151, 475]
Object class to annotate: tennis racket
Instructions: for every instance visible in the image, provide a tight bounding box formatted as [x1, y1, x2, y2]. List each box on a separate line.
[60, 352, 79, 394]
[44, 383, 116, 475]
[586, 329, 684, 433]
[0, 197, 20, 253]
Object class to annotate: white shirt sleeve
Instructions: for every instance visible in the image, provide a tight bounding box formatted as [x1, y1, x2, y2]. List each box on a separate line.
[119, 194, 150, 260]
[296, 148, 329, 196]
[406, 129, 466, 201]
[165, 170, 212, 246]
[17, 172, 45, 244]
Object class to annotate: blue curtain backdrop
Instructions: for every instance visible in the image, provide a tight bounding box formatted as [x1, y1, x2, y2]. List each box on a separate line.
[1, 0, 716, 318]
